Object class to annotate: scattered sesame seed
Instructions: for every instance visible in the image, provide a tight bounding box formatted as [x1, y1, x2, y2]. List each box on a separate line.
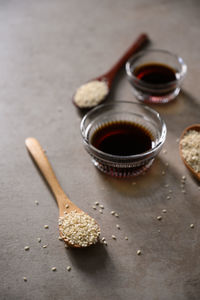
[125, 237, 128, 240]
[67, 266, 71, 271]
[116, 224, 120, 229]
[43, 245, 48, 248]
[181, 190, 186, 194]
[168, 190, 172, 193]
[115, 213, 119, 218]
[99, 205, 104, 209]
[163, 149, 167, 154]
[137, 250, 141, 255]
[190, 224, 194, 228]
[110, 211, 115, 215]
[37, 238, 41, 243]
[157, 216, 162, 221]
[44, 225, 49, 229]
[95, 202, 99, 206]
[101, 237, 106, 242]
[23, 277, 27, 282]
[103, 241, 107, 246]
[162, 209, 167, 213]
[166, 195, 171, 200]
[165, 162, 169, 167]
[51, 267, 56, 272]
[65, 244, 69, 249]
[112, 235, 116, 240]
[92, 206, 96, 210]
[158, 229, 161, 233]
[99, 209, 103, 214]
[162, 171, 165, 175]
[35, 200, 39, 205]
[164, 184, 169, 188]
[65, 204, 69, 209]
[24, 246, 30, 251]
[176, 138, 179, 143]
[182, 175, 186, 180]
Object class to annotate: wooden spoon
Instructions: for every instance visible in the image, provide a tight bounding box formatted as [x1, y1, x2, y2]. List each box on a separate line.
[179, 124, 200, 181]
[73, 33, 150, 109]
[25, 137, 100, 248]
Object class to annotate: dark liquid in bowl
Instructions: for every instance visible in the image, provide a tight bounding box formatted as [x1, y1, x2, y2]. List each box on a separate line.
[134, 63, 176, 84]
[91, 121, 153, 156]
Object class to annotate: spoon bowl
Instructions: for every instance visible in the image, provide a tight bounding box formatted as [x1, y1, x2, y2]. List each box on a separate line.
[73, 33, 149, 109]
[179, 124, 200, 181]
[25, 137, 100, 248]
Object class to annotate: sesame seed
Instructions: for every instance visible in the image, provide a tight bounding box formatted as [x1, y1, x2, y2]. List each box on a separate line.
[23, 277, 27, 282]
[168, 190, 172, 193]
[137, 250, 141, 255]
[99, 209, 103, 214]
[35, 200, 39, 205]
[95, 202, 99, 206]
[101, 237, 106, 242]
[65, 204, 69, 209]
[37, 238, 41, 243]
[176, 138, 179, 143]
[125, 237, 128, 240]
[157, 216, 162, 221]
[24, 246, 30, 251]
[162, 209, 167, 213]
[115, 213, 119, 218]
[67, 266, 71, 271]
[92, 206, 96, 210]
[164, 184, 169, 188]
[103, 241, 107, 246]
[58, 236, 63, 240]
[163, 149, 167, 154]
[166, 195, 171, 200]
[165, 162, 169, 167]
[132, 182, 136, 185]
[162, 171, 165, 175]
[51, 267, 56, 272]
[182, 175, 186, 180]
[190, 224, 194, 228]
[99, 205, 104, 209]
[112, 235, 116, 240]
[44, 225, 49, 229]
[65, 244, 69, 249]
[43, 244, 48, 248]
[110, 211, 115, 215]
[116, 224, 120, 229]
[181, 190, 186, 194]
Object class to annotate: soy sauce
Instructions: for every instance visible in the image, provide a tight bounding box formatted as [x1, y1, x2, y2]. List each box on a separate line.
[134, 63, 176, 85]
[91, 121, 153, 156]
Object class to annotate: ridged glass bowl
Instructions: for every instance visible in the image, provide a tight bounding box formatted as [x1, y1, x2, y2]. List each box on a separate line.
[80, 101, 167, 178]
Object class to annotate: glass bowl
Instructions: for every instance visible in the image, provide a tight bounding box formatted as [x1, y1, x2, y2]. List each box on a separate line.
[126, 49, 187, 104]
[80, 101, 167, 178]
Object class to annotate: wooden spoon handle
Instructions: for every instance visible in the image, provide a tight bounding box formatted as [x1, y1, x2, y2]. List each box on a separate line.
[101, 33, 149, 85]
[25, 137, 69, 206]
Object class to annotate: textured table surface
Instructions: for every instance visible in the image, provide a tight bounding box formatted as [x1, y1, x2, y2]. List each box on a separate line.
[0, 1, 200, 299]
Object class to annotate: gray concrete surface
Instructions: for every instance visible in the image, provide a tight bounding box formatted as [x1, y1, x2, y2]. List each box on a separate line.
[0, 0, 200, 299]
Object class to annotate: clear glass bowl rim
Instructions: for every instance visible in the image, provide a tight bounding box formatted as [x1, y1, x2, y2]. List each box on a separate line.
[125, 49, 187, 89]
[80, 101, 167, 161]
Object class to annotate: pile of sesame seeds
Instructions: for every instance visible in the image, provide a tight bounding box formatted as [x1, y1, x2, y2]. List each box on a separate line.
[180, 130, 200, 173]
[59, 211, 100, 247]
[74, 80, 109, 108]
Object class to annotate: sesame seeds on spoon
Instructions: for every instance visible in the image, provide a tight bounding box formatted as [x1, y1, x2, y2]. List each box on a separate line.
[25, 137, 100, 248]
[73, 33, 149, 109]
[179, 124, 200, 181]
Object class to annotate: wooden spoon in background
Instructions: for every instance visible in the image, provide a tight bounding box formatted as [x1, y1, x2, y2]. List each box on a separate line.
[25, 137, 100, 248]
[73, 33, 150, 109]
[179, 124, 200, 181]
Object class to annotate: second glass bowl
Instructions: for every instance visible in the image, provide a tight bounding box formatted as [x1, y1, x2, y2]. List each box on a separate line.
[126, 49, 187, 104]
[80, 101, 167, 178]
